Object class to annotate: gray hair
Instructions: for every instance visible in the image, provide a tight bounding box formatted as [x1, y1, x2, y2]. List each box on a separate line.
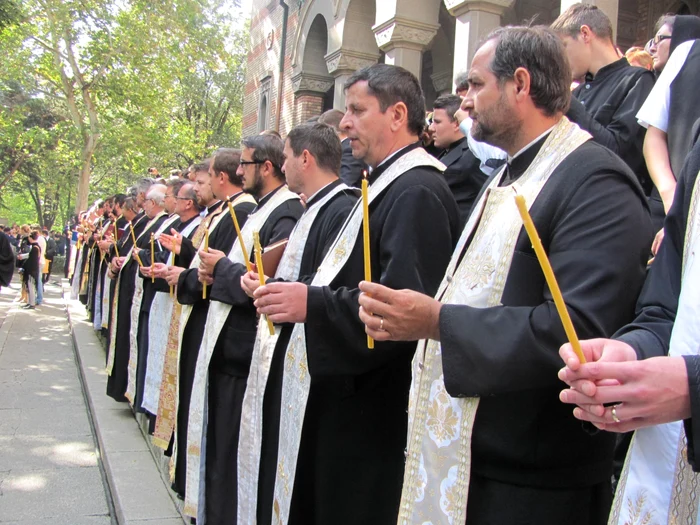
[135, 177, 154, 197]
[146, 184, 167, 206]
[179, 183, 202, 211]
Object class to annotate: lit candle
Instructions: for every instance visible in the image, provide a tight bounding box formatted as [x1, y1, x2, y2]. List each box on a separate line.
[254, 232, 275, 335]
[514, 195, 586, 363]
[362, 171, 374, 350]
[150, 233, 155, 283]
[129, 223, 144, 267]
[227, 197, 251, 272]
[202, 227, 209, 299]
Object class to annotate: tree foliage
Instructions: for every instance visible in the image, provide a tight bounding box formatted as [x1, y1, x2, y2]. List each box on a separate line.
[0, 0, 247, 227]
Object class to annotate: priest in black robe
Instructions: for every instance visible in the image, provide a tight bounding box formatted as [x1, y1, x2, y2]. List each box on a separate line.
[359, 27, 653, 525]
[129, 184, 171, 413]
[254, 64, 461, 525]
[192, 139, 303, 523]
[0, 230, 15, 289]
[551, 4, 655, 195]
[238, 124, 358, 525]
[105, 202, 157, 402]
[169, 156, 256, 498]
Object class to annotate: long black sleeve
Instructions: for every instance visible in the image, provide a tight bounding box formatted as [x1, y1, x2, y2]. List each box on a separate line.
[441, 166, 652, 396]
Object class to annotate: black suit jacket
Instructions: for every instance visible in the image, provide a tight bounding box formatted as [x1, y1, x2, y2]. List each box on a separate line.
[439, 137, 488, 229]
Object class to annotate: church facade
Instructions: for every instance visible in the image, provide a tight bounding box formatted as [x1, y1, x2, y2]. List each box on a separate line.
[242, 0, 699, 138]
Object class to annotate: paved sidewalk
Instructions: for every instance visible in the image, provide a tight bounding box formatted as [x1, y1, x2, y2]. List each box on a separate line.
[0, 277, 113, 524]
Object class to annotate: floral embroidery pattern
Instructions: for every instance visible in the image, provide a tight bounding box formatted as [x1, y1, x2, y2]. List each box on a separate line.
[440, 465, 460, 523]
[426, 379, 461, 448]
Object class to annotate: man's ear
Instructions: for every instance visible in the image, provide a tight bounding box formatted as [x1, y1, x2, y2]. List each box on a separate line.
[579, 25, 593, 44]
[390, 102, 409, 132]
[512, 67, 531, 99]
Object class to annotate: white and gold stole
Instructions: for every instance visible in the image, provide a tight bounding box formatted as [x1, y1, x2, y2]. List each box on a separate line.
[125, 212, 179, 406]
[236, 183, 351, 524]
[152, 200, 233, 451]
[609, 170, 700, 525]
[270, 148, 447, 525]
[399, 118, 590, 525]
[183, 186, 299, 519]
[106, 212, 164, 376]
[142, 215, 202, 416]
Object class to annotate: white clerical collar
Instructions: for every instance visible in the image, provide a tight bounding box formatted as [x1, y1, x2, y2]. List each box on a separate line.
[305, 180, 337, 206]
[368, 144, 412, 173]
[507, 125, 556, 164]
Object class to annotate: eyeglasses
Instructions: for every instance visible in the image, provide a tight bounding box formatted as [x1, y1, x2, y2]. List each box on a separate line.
[648, 34, 672, 48]
[175, 197, 193, 201]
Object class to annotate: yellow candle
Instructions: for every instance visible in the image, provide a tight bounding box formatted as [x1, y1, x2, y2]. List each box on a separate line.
[254, 232, 275, 335]
[514, 195, 586, 364]
[169, 249, 174, 298]
[202, 227, 209, 299]
[150, 233, 155, 283]
[362, 171, 374, 350]
[129, 223, 144, 267]
[227, 197, 251, 272]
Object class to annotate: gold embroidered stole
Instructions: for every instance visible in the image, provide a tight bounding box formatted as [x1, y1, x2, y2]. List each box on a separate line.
[125, 213, 178, 406]
[143, 215, 202, 417]
[271, 148, 447, 525]
[237, 184, 350, 524]
[399, 118, 590, 524]
[150, 199, 231, 450]
[106, 212, 152, 375]
[609, 170, 700, 525]
[183, 187, 299, 518]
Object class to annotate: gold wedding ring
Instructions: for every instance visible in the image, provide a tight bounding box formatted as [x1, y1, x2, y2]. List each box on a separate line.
[611, 405, 621, 424]
[379, 318, 384, 331]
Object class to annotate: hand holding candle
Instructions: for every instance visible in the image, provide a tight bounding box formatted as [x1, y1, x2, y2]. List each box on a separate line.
[361, 171, 374, 350]
[514, 195, 586, 364]
[227, 197, 251, 271]
[254, 232, 275, 335]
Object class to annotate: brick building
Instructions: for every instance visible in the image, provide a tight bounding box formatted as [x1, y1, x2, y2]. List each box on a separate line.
[243, 0, 699, 138]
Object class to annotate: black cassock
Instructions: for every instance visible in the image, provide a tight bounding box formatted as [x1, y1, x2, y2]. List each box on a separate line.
[265, 144, 461, 525]
[106, 212, 162, 402]
[436, 138, 653, 525]
[0, 233, 15, 288]
[86, 216, 109, 319]
[256, 182, 357, 524]
[104, 216, 130, 347]
[131, 214, 180, 415]
[615, 137, 700, 471]
[173, 196, 256, 497]
[202, 185, 303, 524]
[75, 236, 93, 305]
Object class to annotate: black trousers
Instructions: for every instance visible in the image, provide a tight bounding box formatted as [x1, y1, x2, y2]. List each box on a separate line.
[465, 474, 612, 525]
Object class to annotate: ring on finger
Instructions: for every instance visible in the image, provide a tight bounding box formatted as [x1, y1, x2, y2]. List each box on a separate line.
[611, 405, 621, 424]
[379, 317, 385, 331]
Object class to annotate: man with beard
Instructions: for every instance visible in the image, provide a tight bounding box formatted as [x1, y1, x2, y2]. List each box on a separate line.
[182, 137, 303, 523]
[252, 64, 461, 525]
[163, 152, 257, 501]
[98, 194, 127, 338]
[358, 26, 652, 525]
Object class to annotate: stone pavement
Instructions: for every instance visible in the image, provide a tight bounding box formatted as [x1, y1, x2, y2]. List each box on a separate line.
[0, 277, 113, 524]
[0, 275, 184, 525]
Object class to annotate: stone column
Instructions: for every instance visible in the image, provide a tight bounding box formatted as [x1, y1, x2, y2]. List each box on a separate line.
[372, 18, 440, 81]
[291, 72, 335, 124]
[325, 49, 380, 110]
[445, 0, 514, 86]
[560, 0, 619, 42]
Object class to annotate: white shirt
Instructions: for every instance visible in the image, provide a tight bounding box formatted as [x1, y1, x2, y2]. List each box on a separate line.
[636, 40, 695, 131]
[459, 117, 508, 175]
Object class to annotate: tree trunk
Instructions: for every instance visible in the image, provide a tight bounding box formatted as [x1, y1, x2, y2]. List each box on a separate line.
[74, 134, 98, 213]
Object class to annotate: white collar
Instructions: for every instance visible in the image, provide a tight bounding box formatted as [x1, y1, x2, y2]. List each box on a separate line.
[507, 125, 556, 164]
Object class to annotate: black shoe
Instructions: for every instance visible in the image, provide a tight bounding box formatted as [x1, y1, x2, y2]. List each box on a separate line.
[21, 304, 35, 309]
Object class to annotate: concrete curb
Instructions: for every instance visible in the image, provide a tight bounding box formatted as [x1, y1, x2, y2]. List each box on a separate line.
[62, 283, 186, 525]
